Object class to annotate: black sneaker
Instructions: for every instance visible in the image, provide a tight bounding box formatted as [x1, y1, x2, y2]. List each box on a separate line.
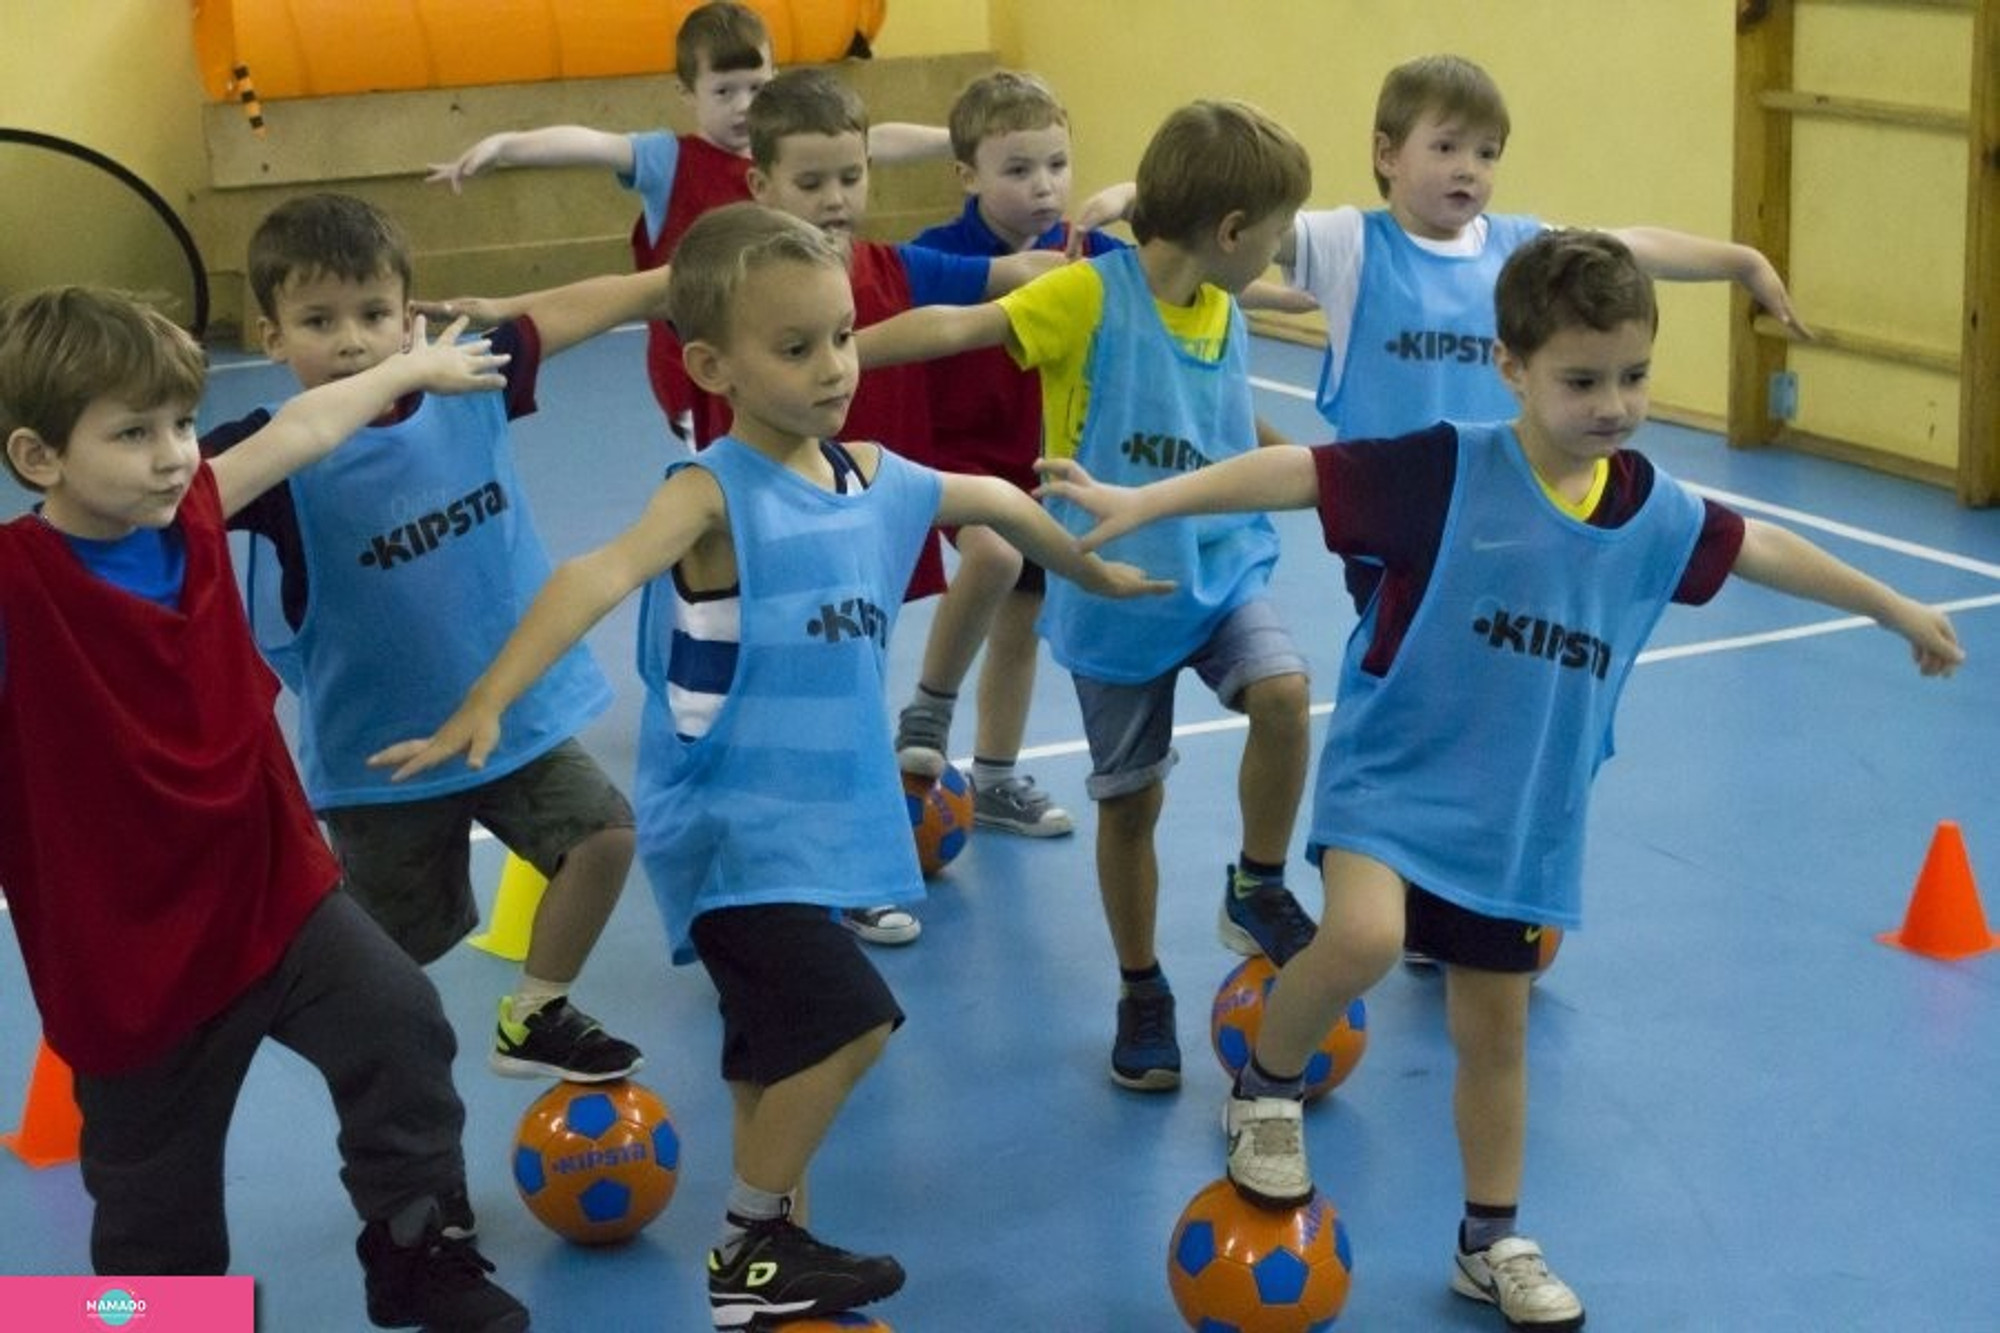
[439, 1185, 477, 1241]
[357, 1216, 529, 1332]
[490, 995, 643, 1082]
[707, 1212, 904, 1330]
[1111, 984, 1180, 1092]
[1219, 864, 1317, 965]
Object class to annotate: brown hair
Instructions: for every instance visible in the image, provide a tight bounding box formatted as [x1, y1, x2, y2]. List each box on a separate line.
[0, 287, 206, 490]
[668, 202, 848, 346]
[1495, 230, 1658, 360]
[1372, 54, 1511, 197]
[248, 192, 413, 319]
[947, 69, 1068, 165]
[1130, 100, 1311, 247]
[748, 67, 869, 170]
[674, 2, 771, 88]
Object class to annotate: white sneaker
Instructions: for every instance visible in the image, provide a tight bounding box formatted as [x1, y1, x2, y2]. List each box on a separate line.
[1452, 1236, 1586, 1330]
[1223, 1093, 1311, 1209]
[841, 906, 921, 946]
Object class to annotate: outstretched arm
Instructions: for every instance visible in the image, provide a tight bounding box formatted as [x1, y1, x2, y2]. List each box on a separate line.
[415, 265, 674, 359]
[1611, 226, 1808, 337]
[868, 122, 950, 164]
[856, 302, 1016, 369]
[369, 467, 727, 778]
[211, 315, 506, 518]
[1731, 518, 1962, 676]
[426, 125, 635, 192]
[1034, 446, 1321, 552]
[934, 473, 1174, 599]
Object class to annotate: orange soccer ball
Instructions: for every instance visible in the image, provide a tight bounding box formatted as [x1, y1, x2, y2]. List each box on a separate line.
[902, 763, 973, 876]
[512, 1079, 679, 1245]
[1168, 1178, 1353, 1332]
[1210, 956, 1367, 1101]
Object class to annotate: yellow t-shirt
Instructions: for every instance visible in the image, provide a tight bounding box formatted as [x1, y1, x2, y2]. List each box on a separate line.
[997, 259, 1236, 460]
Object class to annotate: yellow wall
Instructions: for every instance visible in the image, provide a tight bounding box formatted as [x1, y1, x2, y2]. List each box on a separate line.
[1, 0, 1974, 456]
[0, 0, 211, 315]
[993, 0, 1744, 420]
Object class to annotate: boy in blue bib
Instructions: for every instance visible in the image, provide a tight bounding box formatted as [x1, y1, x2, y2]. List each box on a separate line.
[1040, 231, 1961, 1332]
[370, 203, 1167, 1331]
[202, 197, 660, 1204]
[860, 99, 1324, 1096]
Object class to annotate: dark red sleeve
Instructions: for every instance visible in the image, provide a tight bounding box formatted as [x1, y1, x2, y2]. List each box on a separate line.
[1595, 452, 1744, 605]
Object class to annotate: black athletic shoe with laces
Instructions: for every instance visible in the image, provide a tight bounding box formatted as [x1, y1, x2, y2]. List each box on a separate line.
[490, 995, 642, 1082]
[1219, 864, 1318, 965]
[357, 1215, 528, 1332]
[707, 1210, 904, 1330]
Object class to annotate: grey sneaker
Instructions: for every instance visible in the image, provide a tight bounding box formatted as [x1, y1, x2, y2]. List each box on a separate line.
[1451, 1236, 1586, 1329]
[841, 905, 921, 946]
[1224, 1092, 1312, 1209]
[893, 698, 953, 779]
[974, 774, 1074, 837]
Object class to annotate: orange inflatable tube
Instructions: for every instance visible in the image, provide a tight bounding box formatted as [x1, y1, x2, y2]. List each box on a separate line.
[192, 0, 888, 101]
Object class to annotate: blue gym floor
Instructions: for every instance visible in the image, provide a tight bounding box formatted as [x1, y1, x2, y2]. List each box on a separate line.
[4, 324, 1998, 1332]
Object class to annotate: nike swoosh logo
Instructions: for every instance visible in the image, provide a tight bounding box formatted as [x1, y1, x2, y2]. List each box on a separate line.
[1472, 538, 1524, 552]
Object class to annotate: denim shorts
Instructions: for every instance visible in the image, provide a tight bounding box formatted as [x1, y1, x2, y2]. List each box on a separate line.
[1070, 598, 1308, 801]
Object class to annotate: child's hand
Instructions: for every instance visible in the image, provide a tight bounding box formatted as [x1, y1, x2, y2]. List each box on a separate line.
[400, 313, 509, 395]
[1071, 181, 1136, 250]
[425, 134, 510, 192]
[412, 296, 513, 328]
[1743, 251, 1811, 339]
[367, 708, 503, 782]
[1077, 555, 1176, 600]
[1886, 599, 1964, 677]
[1034, 457, 1145, 553]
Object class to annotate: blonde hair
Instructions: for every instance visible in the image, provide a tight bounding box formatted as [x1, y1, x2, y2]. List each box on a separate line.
[1130, 100, 1311, 246]
[0, 287, 206, 491]
[947, 69, 1068, 165]
[1372, 54, 1511, 197]
[668, 202, 847, 346]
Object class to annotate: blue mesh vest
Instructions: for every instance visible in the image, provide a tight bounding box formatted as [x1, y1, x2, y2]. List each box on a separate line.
[1309, 423, 1704, 927]
[1039, 247, 1279, 682]
[633, 438, 941, 963]
[247, 390, 611, 805]
[1322, 210, 1543, 439]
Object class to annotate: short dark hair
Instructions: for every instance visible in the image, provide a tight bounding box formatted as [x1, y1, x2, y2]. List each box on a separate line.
[668, 202, 847, 347]
[1130, 100, 1311, 247]
[674, 1, 770, 88]
[0, 287, 206, 490]
[947, 69, 1067, 165]
[748, 67, 869, 170]
[1495, 230, 1658, 360]
[248, 193, 413, 319]
[1372, 54, 1511, 198]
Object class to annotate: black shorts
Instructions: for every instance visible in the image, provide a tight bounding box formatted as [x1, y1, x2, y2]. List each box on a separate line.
[689, 904, 905, 1086]
[1406, 886, 1558, 974]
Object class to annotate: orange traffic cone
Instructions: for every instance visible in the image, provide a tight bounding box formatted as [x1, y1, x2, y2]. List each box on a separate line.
[2, 1037, 82, 1168]
[1878, 821, 2000, 961]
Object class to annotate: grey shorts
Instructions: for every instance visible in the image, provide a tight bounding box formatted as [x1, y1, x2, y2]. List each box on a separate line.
[322, 738, 635, 964]
[1071, 598, 1308, 801]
